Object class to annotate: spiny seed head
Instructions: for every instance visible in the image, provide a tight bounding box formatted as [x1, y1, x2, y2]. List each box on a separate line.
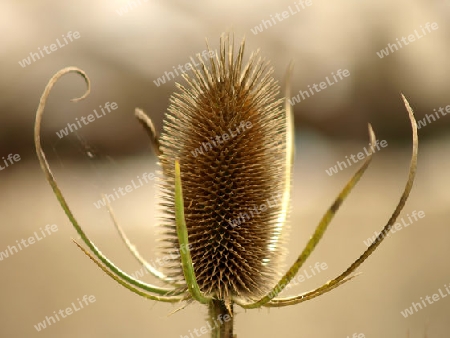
[158, 35, 290, 303]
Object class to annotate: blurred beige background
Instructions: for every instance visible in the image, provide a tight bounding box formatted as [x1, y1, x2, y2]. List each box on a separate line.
[1, 0, 449, 337]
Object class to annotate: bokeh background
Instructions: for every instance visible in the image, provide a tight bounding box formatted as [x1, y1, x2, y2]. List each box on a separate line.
[1, 0, 449, 337]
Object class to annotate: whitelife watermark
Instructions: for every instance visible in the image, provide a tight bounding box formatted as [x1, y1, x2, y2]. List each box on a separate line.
[326, 100, 448, 175]
[400, 282, 450, 318]
[325, 139, 388, 177]
[346, 334, 365, 338]
[190, 121, 253, 158]
[376, 22, 438, 59]
[227, 192, 283, 229]
[56, 102, 118, 139]
[416, 103, 450, 130]
[267, 262, 328, 299]
[282, 262, 328, 291]
[114, 0, 149, 16]
[33, 295, 96, 332]
[18, 31, 80, 68]
[0, 153, 21, 171]
[288, 69, 350, 106]
[153, 49, 218, 87]
[363, 210, 425, 247]
[180, 313, 232, 338]
[93, 171, 156, 209]
[0, 224, 59, 262]
[250, 0, 313, 35]
[129, 244, 192, 280]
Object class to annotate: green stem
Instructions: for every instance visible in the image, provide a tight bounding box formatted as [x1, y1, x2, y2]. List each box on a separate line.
[208, 300, 234, 338]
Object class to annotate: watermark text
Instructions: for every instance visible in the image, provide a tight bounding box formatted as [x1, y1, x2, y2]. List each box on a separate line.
[363, 210, 425, 247]
[0, 224, 58, 262]
[401, 283, 450, 318]
[191, 121, 253, 158]
[153, 49, 217, 87]
[56, 102, 118, 139]
[18, 31, 80, 68]
[93, 171, 156, 209]
[0, 153, 21, 171]
[289, 69, 350, 106]
[325, 140, 388, 176]
[251, 0, 312, 35]
[376, 22, 438, 59]
[34, 295, 96, 331]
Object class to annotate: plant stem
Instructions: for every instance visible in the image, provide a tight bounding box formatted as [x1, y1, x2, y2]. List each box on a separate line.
[208, 299, 234, 338]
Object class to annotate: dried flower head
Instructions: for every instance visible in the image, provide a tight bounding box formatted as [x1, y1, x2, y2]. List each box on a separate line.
[158, 36, 289, 303]
[34, 34, 418, 338]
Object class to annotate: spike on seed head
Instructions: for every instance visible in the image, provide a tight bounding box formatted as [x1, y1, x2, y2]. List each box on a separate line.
[158, 35, 291, 303]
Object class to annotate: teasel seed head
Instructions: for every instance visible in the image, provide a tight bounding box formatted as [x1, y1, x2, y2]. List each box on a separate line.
[158, 35, 291, 303]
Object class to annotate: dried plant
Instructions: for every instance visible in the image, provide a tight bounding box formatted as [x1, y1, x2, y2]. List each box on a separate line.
[34, 35, 418, 338]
